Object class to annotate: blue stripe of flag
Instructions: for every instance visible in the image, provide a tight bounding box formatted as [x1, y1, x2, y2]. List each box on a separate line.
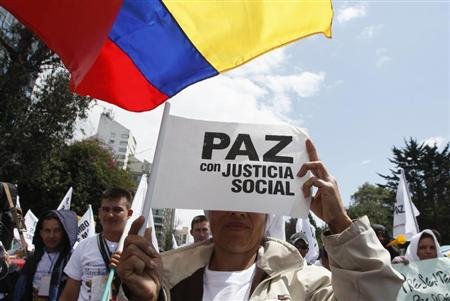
[109, 0, 218, 97]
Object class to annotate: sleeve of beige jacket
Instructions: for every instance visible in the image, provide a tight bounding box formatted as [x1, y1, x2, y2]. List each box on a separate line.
[322, 216, 404, 301]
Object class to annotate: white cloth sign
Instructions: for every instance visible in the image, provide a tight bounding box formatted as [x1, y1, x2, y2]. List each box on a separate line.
[57, 187, 73, 210]
[77, 205, 96, 242]
[149, 105, 312, 218]
[296, 217, 319, 264]
[393, 169, 420, 239]
[393, 258, 450, 300]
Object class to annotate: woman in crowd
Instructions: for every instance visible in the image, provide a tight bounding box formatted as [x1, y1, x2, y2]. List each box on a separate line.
[392, 229, 442, 264]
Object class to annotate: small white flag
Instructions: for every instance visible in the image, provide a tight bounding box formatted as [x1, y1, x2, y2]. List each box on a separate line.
[77, 205, 96, 242]
[16, 210, 38, 251]
[16, 196, 21, 210]
[393, 169, 420, 239]
[118, 175, 159, 253]
[57, 187, 73, 210]
[296, 217, 319, 264]
[172, 234, 178, 249]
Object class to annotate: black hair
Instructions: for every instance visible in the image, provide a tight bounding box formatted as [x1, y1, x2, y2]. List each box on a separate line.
[101, 188, 132, 208]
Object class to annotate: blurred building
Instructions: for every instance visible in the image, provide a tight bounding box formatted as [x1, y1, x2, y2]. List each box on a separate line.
[174, 226, 190, 246]
[127, 155, 152, 185]
[95, 112, 136, 169]
[153, 208, 175, 251]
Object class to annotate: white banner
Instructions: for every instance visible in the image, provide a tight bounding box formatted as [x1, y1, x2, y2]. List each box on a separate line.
[394, 258, 450, 300]
[296, 217, 319, 264]
[150, 107, 312, 218]
[393, 169, 420, 239]
[57, 187, 73, 210]
[77, 205, 96, 242]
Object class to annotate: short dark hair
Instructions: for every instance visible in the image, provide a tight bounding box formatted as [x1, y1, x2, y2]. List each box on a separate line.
[101, 188, 132, 208]
[191, 215, 208, 229]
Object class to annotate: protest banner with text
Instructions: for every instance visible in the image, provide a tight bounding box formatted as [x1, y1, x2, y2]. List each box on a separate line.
[393, 257, 450, 301]
[150, 107, 312, 218]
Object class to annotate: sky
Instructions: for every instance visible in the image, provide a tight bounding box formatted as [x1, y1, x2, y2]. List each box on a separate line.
[76, 1, 450, 232]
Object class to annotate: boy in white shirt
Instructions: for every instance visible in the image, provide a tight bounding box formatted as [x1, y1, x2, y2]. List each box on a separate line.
[60, 188, 132, 301]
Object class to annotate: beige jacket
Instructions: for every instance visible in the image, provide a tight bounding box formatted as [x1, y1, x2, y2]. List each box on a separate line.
[157, 217, 403, 301]
[122, 216, 403, 300]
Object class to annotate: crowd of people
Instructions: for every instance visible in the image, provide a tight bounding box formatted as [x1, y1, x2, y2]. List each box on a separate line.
[0, 139, 447, 301]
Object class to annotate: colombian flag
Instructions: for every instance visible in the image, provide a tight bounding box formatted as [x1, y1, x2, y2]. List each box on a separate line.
[1, 0, 333, 112]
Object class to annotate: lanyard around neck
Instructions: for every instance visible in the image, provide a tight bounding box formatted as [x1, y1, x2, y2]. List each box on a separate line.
[97, 234, 114, 271]
[46, 252, 58, 273]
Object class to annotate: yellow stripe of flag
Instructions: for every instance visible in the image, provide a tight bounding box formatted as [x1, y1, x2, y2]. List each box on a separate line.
[163, 0, 333, 72]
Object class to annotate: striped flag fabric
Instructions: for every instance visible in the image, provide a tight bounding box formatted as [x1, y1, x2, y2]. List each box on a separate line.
[1, 0, 333, 112]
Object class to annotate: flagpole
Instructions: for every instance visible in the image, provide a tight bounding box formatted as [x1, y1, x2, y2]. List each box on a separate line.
[100, 103, 171, 301]
[401, 169, 420, 233]
[138, 102, 171, 235]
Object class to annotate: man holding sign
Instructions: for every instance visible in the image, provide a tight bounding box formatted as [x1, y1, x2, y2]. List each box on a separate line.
[117, 139, 404, 301]
[60, 188, 132, 301]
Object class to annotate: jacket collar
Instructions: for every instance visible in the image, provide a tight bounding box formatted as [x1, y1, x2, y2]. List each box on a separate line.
[161, 237, 304, 289]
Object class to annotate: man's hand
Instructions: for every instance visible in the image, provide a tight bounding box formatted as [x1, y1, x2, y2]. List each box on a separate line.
[109, 251, 121, 269]
[297, 139, 352, 234]
[392, 256, 409, 265]
[117, 216, 162, 301]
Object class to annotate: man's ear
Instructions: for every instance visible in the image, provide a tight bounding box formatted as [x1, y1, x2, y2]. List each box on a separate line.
[190, 229, 193, 236]
[127, 209, 133, 218]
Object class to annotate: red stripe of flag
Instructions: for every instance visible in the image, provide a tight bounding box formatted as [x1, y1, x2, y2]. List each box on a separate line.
[1, 0, 122, 87]
[74, 40, 168, 112]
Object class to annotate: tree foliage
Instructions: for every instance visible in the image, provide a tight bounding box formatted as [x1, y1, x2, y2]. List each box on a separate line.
[347, 182, 394, 233]
[379, 138, 450, 243]
[0, 19, 93, 213]
[30, 140, 135, 217]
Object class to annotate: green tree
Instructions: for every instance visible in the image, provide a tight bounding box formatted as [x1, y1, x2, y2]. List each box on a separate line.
[347, 183, 394, 233]
[379, 138, 450, 243]
[31, 139, 135, 217]
[0, 18, 92, 211]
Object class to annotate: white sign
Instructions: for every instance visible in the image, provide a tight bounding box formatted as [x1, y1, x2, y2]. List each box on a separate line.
[394, 258, 450, 300]
[57, 187, 73, 210]
[393, 169, 420, 239]
[77, 204, 96, 242]
[149, 104, 312, 218]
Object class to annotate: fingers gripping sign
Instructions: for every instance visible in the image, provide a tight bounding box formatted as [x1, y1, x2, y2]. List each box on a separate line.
[297, 139, 352, 234]
[117, 216, 162, 301]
